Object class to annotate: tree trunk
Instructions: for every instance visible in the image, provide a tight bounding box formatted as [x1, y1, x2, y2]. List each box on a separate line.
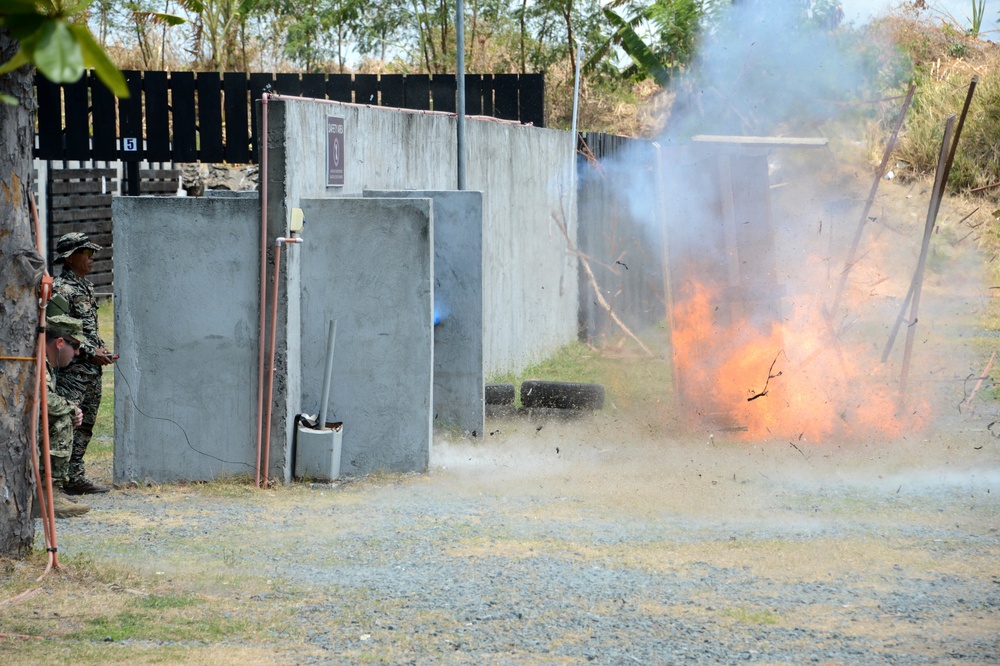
[0, 29, 44, 558]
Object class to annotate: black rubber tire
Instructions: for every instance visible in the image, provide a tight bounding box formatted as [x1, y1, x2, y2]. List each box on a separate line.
[520, 380, 605, 410]
[485, 383, 516, 406]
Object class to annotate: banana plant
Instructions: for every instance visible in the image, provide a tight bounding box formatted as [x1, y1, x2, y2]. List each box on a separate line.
[585, 0, 703, 88]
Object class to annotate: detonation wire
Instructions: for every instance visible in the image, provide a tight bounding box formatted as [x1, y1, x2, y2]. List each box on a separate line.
[113, 359, 255, 470]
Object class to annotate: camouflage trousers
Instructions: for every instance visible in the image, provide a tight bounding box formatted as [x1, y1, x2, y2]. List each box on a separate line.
[55, 370, 103, 483]
[39, 412, 73, 484]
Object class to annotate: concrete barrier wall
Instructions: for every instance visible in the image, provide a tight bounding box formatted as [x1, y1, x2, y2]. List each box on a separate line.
[299, 198, 434, 475]
[113, 197, 260, 482]
[364, 190, 484, 438]
[113, 101, 581, 483]
[269, 99, 578, 376]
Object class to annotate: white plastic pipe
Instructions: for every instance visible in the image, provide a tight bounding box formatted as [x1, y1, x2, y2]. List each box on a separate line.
[318, 320, 337, 429]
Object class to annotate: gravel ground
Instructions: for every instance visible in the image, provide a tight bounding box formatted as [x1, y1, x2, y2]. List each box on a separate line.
[54, 411, 1000, 665]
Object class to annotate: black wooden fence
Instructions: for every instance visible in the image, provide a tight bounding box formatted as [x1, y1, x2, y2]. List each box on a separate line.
[34, 70, 546, 164]
[45, 166, 182, 294]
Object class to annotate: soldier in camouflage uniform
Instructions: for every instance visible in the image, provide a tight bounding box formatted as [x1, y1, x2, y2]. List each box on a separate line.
[52, 232, 113, 495]
[37, 314, 90, 518]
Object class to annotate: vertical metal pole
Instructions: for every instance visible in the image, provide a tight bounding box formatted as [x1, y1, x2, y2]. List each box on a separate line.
[456, 0, 467, 190]
[654, 143, 680, 406]
[570, 43, 582, 143]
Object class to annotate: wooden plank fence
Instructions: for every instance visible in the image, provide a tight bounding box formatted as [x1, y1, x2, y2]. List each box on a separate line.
[46, 165, 180, 293]
[34, 70, 546, 164]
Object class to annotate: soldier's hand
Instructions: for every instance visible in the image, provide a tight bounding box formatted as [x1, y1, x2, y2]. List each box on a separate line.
[93, 348, 114, 366]
[72, 406, 83, 428]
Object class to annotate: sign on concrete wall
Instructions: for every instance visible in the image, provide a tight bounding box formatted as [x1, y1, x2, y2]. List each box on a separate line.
[326, 116, 345, 187]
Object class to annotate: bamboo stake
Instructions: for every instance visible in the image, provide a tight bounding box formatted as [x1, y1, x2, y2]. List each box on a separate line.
[897, 115, 956, 406]
[961, 350, 995, 412]
[884, 76, 978, 361]
[830, 83, 915, 318]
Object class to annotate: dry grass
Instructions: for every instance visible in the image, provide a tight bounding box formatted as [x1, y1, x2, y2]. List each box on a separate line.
[870, 13, 1000, 199]
[0, 552, 302, 665]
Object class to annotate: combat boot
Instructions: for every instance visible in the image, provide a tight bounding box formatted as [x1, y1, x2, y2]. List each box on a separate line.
[32, 492, 90, 519]
[63, 477, 110, 495]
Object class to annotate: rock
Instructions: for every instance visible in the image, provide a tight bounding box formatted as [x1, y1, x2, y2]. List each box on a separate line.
[181, 163, 259, 196]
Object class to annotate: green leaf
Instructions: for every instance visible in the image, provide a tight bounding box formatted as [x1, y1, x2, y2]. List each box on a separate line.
[152, 12, 187, 26]
[0, 92, 18, 105]
[2, 13, 48, 40]
[66, 0, 97, 16]
[236, 0, 261, 15]
[603, 8, 673, 88]
[33, 20, 84, 83]
[0, 47, 32, 76]
[68, 23, 129, 98]
[0, 0, 41, 17]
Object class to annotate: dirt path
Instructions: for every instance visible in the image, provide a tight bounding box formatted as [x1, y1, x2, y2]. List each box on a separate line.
[37, 410, 1000, 665]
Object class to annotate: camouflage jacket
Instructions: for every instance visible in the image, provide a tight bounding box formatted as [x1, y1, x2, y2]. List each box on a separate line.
[46, 362, 78, 419]
[52, 269, 105, 375]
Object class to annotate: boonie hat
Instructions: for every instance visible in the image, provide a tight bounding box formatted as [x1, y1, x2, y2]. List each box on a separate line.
[47, 314, 83, 340]
[54, 232, 102, 263]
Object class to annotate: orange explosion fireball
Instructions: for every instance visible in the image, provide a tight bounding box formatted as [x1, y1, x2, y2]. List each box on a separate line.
[669, 278, 919, 441]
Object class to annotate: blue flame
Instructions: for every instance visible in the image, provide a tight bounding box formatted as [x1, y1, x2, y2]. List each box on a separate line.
[434, 302, 449, 326]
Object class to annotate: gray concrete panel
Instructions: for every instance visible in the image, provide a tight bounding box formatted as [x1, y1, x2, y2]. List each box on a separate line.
[365, 190, 484, 437]
[112, 196, 260, 483]
[273, 99, 578, 376]
[298, 198, 433, 475]
[204, 190, 257, 198]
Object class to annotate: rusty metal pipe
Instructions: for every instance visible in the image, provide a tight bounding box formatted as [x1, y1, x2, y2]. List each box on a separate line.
[256, 93, 270, 488]
[29, 194, 58, 576]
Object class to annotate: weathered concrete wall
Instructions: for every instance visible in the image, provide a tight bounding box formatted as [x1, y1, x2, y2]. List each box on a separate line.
[113, 197, 260, 483]
[298, 198, 433, 475]
[269, 99, 578, 376]
[365, 190, 484, 438]
[113, 101, 580, 483]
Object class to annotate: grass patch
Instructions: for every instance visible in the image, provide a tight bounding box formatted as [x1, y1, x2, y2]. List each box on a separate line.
[0, 553, 303, 663]
[487, 327, 676, 412]
[721, 606, 782, 625]
[86, 299, 115, 484]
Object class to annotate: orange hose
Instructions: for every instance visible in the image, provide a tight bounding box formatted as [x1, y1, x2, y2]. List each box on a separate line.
[28, 194, 58, 576]
[37, 341, 59, 576]
[29, 349, 56, 579]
